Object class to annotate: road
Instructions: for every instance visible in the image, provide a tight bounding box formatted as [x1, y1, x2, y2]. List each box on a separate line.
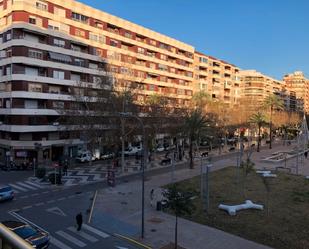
[0, 144, 254, 249]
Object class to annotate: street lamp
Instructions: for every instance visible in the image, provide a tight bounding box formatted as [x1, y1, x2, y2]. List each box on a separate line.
[118, 112, 146, 239]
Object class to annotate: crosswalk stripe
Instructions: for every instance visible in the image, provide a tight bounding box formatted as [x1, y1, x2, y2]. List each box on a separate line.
[25, 181, 45, 189]
[55, 231, 86, 247]
[8, 183, 28, 192]
[82, 224, 110, 238]
[15, 182, 37, 190]
[67, 227, 98, 242]
[50, 236, 73, 249]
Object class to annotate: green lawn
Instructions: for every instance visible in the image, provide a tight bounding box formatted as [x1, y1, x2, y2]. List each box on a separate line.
[167, 166, 309, 249]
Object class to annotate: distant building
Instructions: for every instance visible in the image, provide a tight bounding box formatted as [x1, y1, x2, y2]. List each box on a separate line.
[283, 71, 309, 113]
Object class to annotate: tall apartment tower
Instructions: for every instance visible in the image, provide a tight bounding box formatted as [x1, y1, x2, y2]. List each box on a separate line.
[0, 0, 196, 163]
[283, 71, 309, 113]
[239, 70, 289, 111]
[194, 52, 242, 107]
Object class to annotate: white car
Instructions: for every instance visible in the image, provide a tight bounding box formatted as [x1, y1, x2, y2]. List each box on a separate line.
[156, 146, 165, 152]
[0, 186, 14, 202]
[124, 146, 142, 156]
[76, 152, 92, 163]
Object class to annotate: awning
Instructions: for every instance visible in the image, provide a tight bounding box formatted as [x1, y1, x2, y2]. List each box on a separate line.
[49, 52, 72, 63]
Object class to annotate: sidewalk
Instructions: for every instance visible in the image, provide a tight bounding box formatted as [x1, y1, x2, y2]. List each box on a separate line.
[91, 155, 272, 249]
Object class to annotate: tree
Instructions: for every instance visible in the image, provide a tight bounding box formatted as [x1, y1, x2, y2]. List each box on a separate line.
[263, 94, 284, 149]
[163, 184, 194, 249]
[249, 112, 267, 152]
[183, 110, 209, 169]
[191, 91, 212, 111]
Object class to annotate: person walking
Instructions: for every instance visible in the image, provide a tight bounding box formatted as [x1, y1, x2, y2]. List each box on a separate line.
[76, 212, 83, 231]
[150, 189, 154, 207]
[63, 159, 68, 176]
[305, 151, 308, 159]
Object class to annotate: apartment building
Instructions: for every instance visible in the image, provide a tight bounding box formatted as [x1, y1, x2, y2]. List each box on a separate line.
[283, 71, 309, 113]
[239, 70, 290, 111]
[0, 0, 195, 163]
[194, 52, 242, 107]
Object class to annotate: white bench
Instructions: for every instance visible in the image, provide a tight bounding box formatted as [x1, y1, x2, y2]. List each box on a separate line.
[219, 200, 263, 216]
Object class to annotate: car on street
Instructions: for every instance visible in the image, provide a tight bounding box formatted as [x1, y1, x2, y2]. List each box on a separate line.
[0, 185, 14, 202]
[2, 220, 50, 249]
[101, 152, 115, 160]
[124, 146, 142, 156]
[156, 145, 165, 152]
[75, 151, 93, 163]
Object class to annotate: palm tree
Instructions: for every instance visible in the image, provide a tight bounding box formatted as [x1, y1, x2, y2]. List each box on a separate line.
[163, 184, 194, 249]
[183, 110, 209, 169]
[249, 112, 267, 152]
[263, 94, 284, 149]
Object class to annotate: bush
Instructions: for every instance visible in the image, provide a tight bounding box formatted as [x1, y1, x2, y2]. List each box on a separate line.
[35, 167, 46, 179]
[48, 173, 62, 184]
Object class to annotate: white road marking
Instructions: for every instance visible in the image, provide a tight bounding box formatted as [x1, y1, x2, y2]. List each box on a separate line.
[82, 224, 110, 238]
[22, 206, 32, 210]
[25, 181, 45, 189]
[35, 202, 44, 206]
[55, 231, 86, 247]
[46, 207, 67, 217]
[9, 183, 28, 192]
[67, 227, 98, 242]
[15, 182, 36, 190]
[57, 197, 66, 201]
[50, 236, 73, 249]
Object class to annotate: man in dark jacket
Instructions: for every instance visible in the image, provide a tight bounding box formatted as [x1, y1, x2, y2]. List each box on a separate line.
[76, 213, 83, 231]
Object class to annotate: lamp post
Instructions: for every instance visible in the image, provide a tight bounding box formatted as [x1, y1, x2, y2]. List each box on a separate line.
[119, 112, 146, 239]
[34, 142, 42, 177]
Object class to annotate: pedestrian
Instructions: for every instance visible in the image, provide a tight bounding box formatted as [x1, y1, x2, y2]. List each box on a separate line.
[305, 151, 308, 159]
[63, 160, 68, 176]
[76, 212, 83, 231]
[150, 189, 154, 207]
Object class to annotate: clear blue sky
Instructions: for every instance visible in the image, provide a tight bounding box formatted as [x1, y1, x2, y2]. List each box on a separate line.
[78, 0, 309, 80]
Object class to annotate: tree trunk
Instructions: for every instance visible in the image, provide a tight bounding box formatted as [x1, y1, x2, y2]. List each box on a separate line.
[269, 107, 273, 149]
[189, 138, 194, 169]
[257, 125, 261, 152]
[121, 119, 125, 173]
[175, 215, 178, 249]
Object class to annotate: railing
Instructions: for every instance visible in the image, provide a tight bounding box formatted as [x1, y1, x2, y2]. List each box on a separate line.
[0, 223, 34, 249]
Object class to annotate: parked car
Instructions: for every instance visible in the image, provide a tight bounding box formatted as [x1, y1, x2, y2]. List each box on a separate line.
[75, 152, 92, 163]
[0, 185, 14, 202]
[124, 146, 142, 156]
[101, 152, 115, 160]
[156, 145, 165, 152]
[2, 220, 50, 249]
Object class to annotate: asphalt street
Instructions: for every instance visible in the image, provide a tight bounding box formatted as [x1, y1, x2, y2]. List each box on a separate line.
[0, 147, 241, 249]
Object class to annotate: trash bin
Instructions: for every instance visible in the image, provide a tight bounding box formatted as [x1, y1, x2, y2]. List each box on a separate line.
[156, 201, 162, 211]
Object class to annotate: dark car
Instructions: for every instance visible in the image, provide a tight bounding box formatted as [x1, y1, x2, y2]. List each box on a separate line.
[0, 186, 14, 202]
[2, 221, 50, 249]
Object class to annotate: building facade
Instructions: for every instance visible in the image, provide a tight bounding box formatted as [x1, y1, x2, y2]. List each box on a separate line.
[283, 71, 309, 113]
[0, 0, 196, 163]
[194, 52, 242, 107]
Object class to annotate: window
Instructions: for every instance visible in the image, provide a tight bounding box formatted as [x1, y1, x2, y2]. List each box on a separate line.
[53, 38, 65, 47]
[149, 63, 156, 69]
[54, 7, 66, 17]
[53, 101, 64, 108]
[29, 16, 36, 25]
[28, 49, 43, 59]
[110, 39, 118, 47]
[5, 65, 11, 75]
[158, 64, 168, 71]
[149, 85, 155, 91]
[29, 83, 42, 92]
[71, 44, 82, 52]
[124, 32, 132, 39]
[89, 33, 98, 42]
[149, 39, 156, 46]
[53, 70, 65, 79]
[74, 58, 85, 67]
[36, 1, 47, 11]
[199, 57, 208, 63]
[75, 29, 85, 38]
[137, 47, 145, 54]
[160, 54, 167, 60]
[48, 25, 59, 30]
[71, 12, 89, 24]
[6, 32, 11, 41]
[49, 86, 60, 94]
